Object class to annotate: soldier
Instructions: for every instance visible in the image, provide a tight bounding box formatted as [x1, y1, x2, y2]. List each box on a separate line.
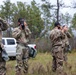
[0, 17, 9, 75]
[62, 25, 72, 66]
[12, 18, 31, 75]
[49, 22, 65, 75]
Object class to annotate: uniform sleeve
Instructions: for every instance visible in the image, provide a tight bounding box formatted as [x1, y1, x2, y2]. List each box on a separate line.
[24, 26, 31, 37]
[50, 30, 62, 41]
[12, 28, 21, 39]
[0, 29, 2, 47]
[49, 30, 55, 41]
[54, 30, 65, 39]
[0, 17, 9, 31]
[65, 31, 72, 38]
[59, 30, 65, 39]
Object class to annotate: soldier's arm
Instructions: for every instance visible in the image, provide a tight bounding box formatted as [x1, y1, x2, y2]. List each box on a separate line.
[65, 31, 72, 38]
[0, 17, 9, 31]
[60, 30, 65, 39]
[49, 31, 52, 39]
[0, 29, 4, 48]
[12, 28, 21, 39]
[24, 26, 31, 37]
[50, 30, 64, 41]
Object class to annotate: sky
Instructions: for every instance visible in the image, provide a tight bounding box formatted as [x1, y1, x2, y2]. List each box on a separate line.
[0, 0, 76, 16]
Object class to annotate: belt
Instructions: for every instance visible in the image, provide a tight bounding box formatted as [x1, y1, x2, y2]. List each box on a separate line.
[52, 44, 62, 47]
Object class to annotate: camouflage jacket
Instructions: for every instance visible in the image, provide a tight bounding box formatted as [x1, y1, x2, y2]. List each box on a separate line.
[49, 28, 65, 47]
[0, 29, 2, 61]
[0, 17, 9, 31]
[0, 17, 8, 46]
[0, 17, 9, 61]
[62, 31, 72, 47]
[12, 26, 31, 44]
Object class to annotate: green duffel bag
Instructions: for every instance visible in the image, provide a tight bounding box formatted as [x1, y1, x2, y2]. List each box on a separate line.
[28, 47, 37, 58]
[2, 49, 9, 61]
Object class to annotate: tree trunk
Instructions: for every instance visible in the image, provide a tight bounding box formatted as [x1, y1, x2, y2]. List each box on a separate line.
[57, 0, 59, 22]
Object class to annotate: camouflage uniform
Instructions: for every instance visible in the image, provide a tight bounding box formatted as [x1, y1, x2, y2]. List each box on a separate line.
[12, 26, 31, 75]
[0, 30, 6, 75]
[49, 28, 65, 75]
[62, 31, 72, 65]
[0, 17, 8, 75]
[0, 62, 6, 75]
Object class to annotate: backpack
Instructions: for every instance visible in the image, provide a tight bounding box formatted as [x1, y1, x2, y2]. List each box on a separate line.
[0, 48, 9, 61]
[28, 46, 37, 58]
[2, 49, 9, 61]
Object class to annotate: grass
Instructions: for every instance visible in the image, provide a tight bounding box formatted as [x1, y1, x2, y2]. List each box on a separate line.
[6, 52, 76, 75]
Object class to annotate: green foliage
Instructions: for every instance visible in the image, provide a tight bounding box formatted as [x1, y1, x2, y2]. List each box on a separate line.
[41, 1, 51, 26]
[6, 53, 76, 75]
[59, 13, 72, 25]
[50, 19, 56, 30]
[72, 13, 76, 29]
[0, 0, 14, 21]
[0, 0, 74, 38]
[11, 1, 29, 27]
[27, 0, 44, 38]
[11, 0, 44, 38]
[0, 0, 44, 38]
[0, 0, 15, 37]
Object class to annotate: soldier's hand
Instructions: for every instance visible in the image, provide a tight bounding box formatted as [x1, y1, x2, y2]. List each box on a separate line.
[24, 22, 27, 26]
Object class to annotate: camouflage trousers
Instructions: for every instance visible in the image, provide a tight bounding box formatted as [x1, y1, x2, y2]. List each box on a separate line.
[63, 48, 68, 67]
[0, 61, 6, 75]
[51, 46, 64, 75]
[15, 44, 29, 75]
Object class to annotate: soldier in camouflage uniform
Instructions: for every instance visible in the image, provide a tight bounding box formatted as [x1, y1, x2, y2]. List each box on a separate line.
[12, 18, 31, 75]
[49, 22, 65, 75]
[62, 25, 72, 66]
[0, 17, 8, 75]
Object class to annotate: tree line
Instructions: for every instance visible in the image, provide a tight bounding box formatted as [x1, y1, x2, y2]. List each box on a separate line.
[0, 0, 76, 38]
